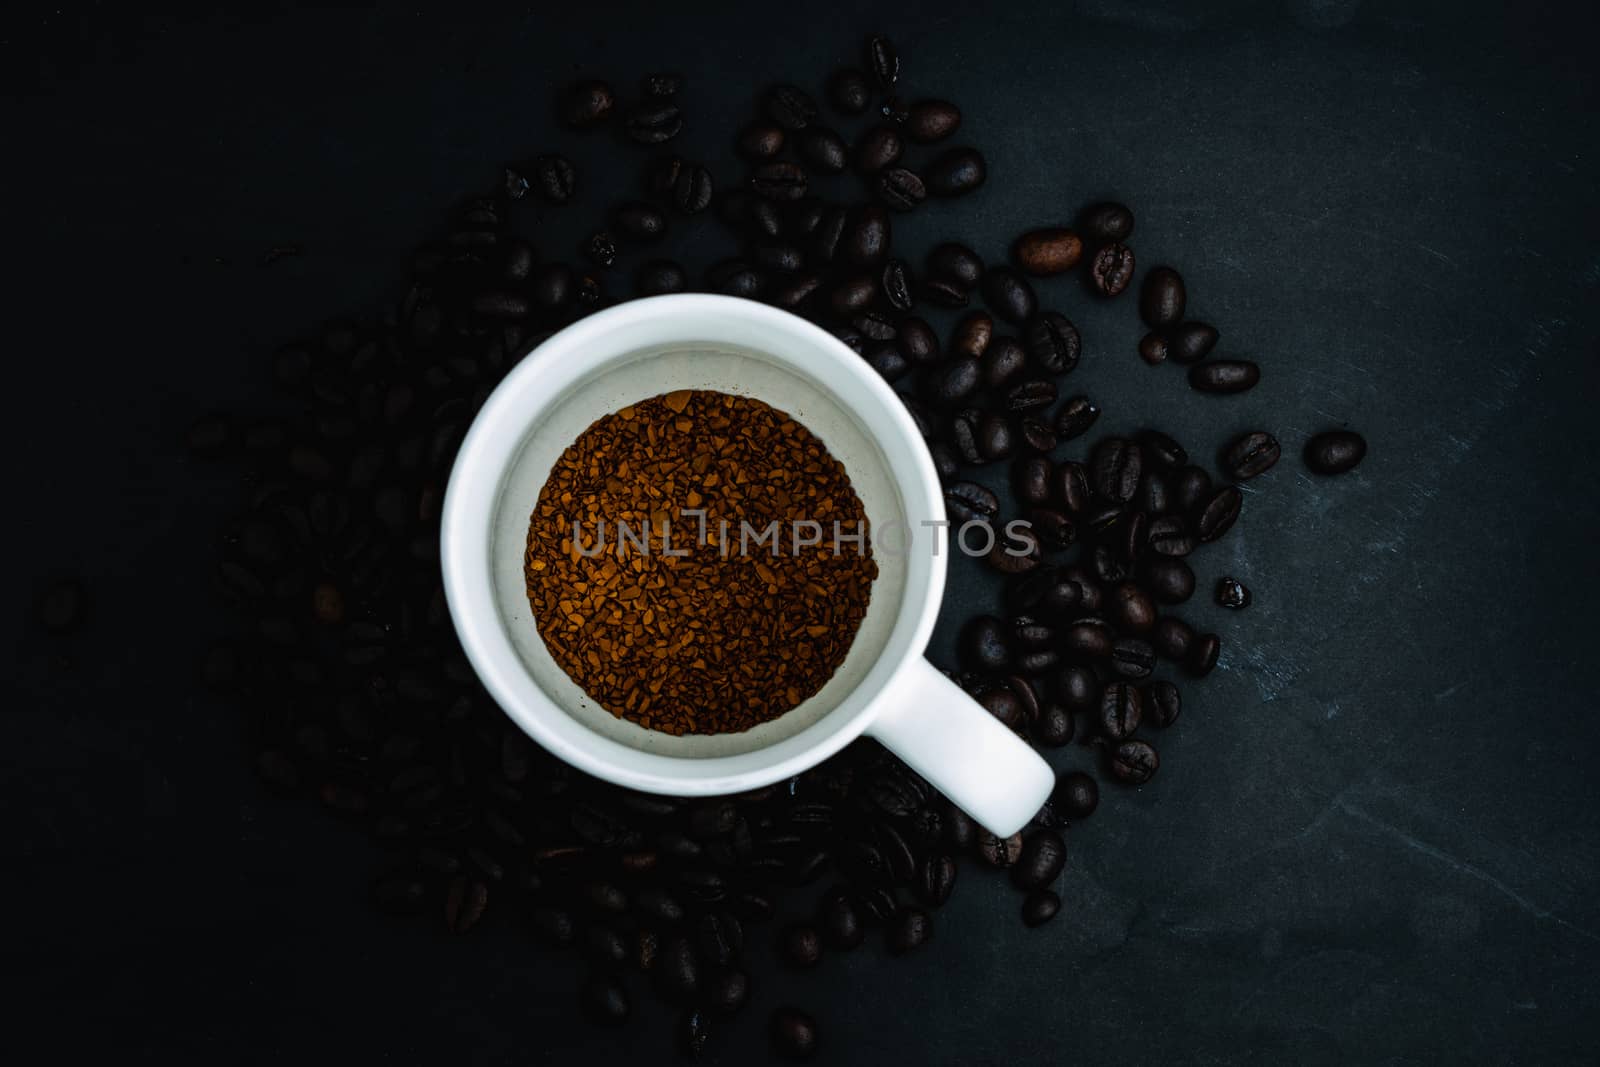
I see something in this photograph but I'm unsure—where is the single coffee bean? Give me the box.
[1063,620,1113,660]
[738,122,786,159]
[1035,703,1074,747]
[1090,438,1143,504]
[1023,890,1061,927]
[1059,665,1099,714]
[1110,739,1159,785]
[1146,680,1181,728]
[1054,396,1100,441]
[842,204,892,266]
[1010,569,1080,619]
[949,410,983,464]
[1015,456,1054,507]
[853,310,897,341]
[1091,542,1128,583]
[579,974,630,1026]
[753,241,807,273]
[626,100,683,143]
[864,346,909,381]
[977,831,1024,867]
[1186,633,1221,677]
[1136,471,1173,514]
[1189,359,1260,394]
[980,687,1025,728]
[672,165,714,214]
[917,853,958,906]
[1013,228,1084,276]
[706,259,765,298]
[1006,379,1057,413]
[1109,638,1156,680]
[830,274,877,316]
[1304,430,1368,474]
[1193,485,1243,542]
[751,161,808,201]
[929,441,960,480]
[951,310,994,359]
[890,319,935,366]
[962,615,1012,671]
[987,521,1039,572]
[1029,508,1076,552]
[984,336,1028,389]
[797,127,848,172]
[1056,771,1100,818]
[1108,582,1156,632]
[855,125,905,173]
[1100,681,1143,739]
[877,167,926,211]
[1139,332,1169,365]
[829,68,871,114]
[1140,266,1186,327]
[1147,515,1195,557]
[533,154,576,202]
[1090,243,1136,297]
[1020,416,1058,452]
[1053,460,1091,513]
[1167,321,1219,363]
[866,33,901,89]
[1216,576,1252,609]
[1223,431,1281,479]
[780,923,823,968]
[887,908,931,954]
[612,201,668,242]
[767,84,818,129]
[982,266,1037,323]
[927,242,984,288]
[1141,557,1196,604]
[818,888,864,949]
[1026,312,1081,374]
[1012,828,1067,890]
[899,98,959,141]
[561,80,614,128]
[1078,201,1135,243]
[934,356,982,404]
[924,147,987,196]
[769,1006,819,1060]
[1152,617,1195,662]
[920,278,969,307]
[881,259,915,311]
[771,272,823,310]
[1171,465,1212,512]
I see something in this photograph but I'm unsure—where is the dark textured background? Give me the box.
[8,1,1600,1063]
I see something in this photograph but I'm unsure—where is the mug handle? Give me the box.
[865,658,1056,838]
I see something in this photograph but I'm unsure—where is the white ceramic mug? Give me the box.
[440,294,1054,836]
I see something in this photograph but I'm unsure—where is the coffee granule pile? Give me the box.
[525,389,876,734]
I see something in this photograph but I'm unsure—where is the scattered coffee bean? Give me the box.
[1022,890,1061,927]
[1140,266,1186,327]
[797,127,849,172]
[924,148,987,197]
[1223,431,1281,479]
[533,154,576,202]
[1216,577,1252,609]
[1078,201,1135,243]
[738,123,786,159]
[626,100,683,143]
[828,68,871,114]
[1013,228,1084,276]
[770,1006,819,1060]
[1012,829,1067,890]
[751,161,808,201]
[562,80,614,128]
[1304,430,1368,474]
[866,34,900,89]
[1141,557,1195,604]
[1139,332,1169,365]
[767,84,818,129]
[1189,359,1260,394]
[877,167,926,211]
[927,242,984,288]
[982,266,1036,323]
[1089,244,1136,297]
[1167,321,1219,364]
[1090,437,1143,504]
[1193,485,1243,542]
[905,99,961,142]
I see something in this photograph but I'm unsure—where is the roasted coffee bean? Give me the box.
[866,32,901,87]
[1110,509,1148,564]
[854,125,904,173]
[738,122,786,159]
[1135,471,1172,514]
[927,242,984,288]
[1139,430,1186,469]
[1099,681,1143,739]
[1139,332,1169,365]
[818,888,864,949]
[771,272,823,310]
[1223,431,1281,479]
[533,154,577,202]
[1009,569,1080,620]
[1013,828,1067,890]
[671,165,714,214]
[1006,379,1057,413]
[1029,508,1076,552]
[1109,638,1156,680]
[988,521,1039,572]
[852,310,897,341]
[626,100,683,143]
[637,259,687,296]
[1194,485,1243,542]
[1187,632,1221,677]
[1089,243,1136,297]
[1063,620,1113,660]
[1078,201,1135,243]
[1167,321,1219,364]
[1091,542,1128,583]
[917,854,958,906]
[444,877,488,934]
[1141,556,1195,604]
[830,274,878,316]
[1090,438,1143,504]
[880,259,914,311]
[980,687,1026,728]
[579,975,630,1026]
[1058,665,1099,715]
[642,71,682,97]
[984,336,1028,388]
[1013,228,1084,276]
[1110,739,1159,784]
[1214,577,1251,611]
[1145,680,1181,728]
[1140,266,1186,327]
[1152,617,1195,661]
[1020,416,1058,453]
[780,923,822,968]
[962,614,1012,671]
[982,266,1037,323]
[1171,465,1212,513]
[1015,456,1054,507]
[753,241,807,273]
[767,84,818,130]
[828,68,871,114]
[842,204,892,266]
[1189,359,1260,394]
[877,167,926,211]
[1054,396,1100,441]
[1026,312,1081,374]
[1107,582,1156,632]
[896,317,938,364]
[612,202,668,243]
[929,440,960,480]
[1003,674,1042,720]
[887,908,931,955]
[562,80,614,128]
[1023,890,1062,927]
[769,1006,818,1060]
[977,831,1024,868]
[1035,703,1074,747]
[1146,515,1195,557]
[901,98,960,142]
[1054,459,1091,513]
[920,279,968,308]
[751,161,808,201]
[644,154,684,197]
[1056,771,1100,818]
[706,969,748,1016]
[933,356,982,403]
[797,127,848,172]
[951,310,994,359]
[1304,430,1368,474]
[864,347,909,381]
[924,147,987,196]
[950,410,983,464]
[706,259,765,298]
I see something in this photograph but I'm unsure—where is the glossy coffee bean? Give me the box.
[927,242,984,288]
[751,161,808,201]
[984,336,1028,389]
[1013,228,1084,276]
[1034,704,1074,747]
[980,688,1025,728]
[1167,321,1219,363]
[1194,486,1243,542]
[977,830,1024,868]
[951,311,993,359]
[1078,201,1135,243]
[1186,633,1221,677]
[1026,312,1081,375]
[1139,430,1187,469]
[1145,681,1181,728]
[1304,430,1367,474]
[987,521,1039,572]
[1110,739,1159,784]
[1028,508,1076,552]
[866,33,900,88]
[1109,638,1156,680]
[933,357,982,403]
[561,80,614,127]
[1141,557,1195,604]
[1107,582,1156,632]
[1099,681,1143,739]
[1171,465,1212,513]
[1140,266,1186,327]
[1151,617,1195,662]
[842,204,892,266]
[1216,577,1252,609]
[637,260,688,296]
[864,347,909,381]
[1054,397,1100,442]
[1015,456,1054,507]
[1139,332,1169,365]
[1090,243,1136,297]
[1223,431,1281,479]
[905,99,961,142]
[1019,416,1058,453]
[881,259,915,311]
[1090,437,1143,504]
[878,167,926,211]
[613,201,667,242]
[1012,829,1067,890]
[1006,379,1057,413]
[949,410,983,464]
[924,147,986,196]
[767,84,818,129]
[769,1006,819,1060]
[1189,359,1260,394]
[982,266,1037,323]
[829,275,877,316]
[963,615,1012,671]
[1058,665,1099,715]
[1056,771,1100,818]
[738,122,785,159]
[797,127,848,172]
[828,68,871,114]
[1063,620,1113,660]
[1135,471,1172,515]
[855,125,904,173]
[898,317,938,364]
[1054,460,1091,513]
[887,908,932,955]
[1147,515,1196,557]
[943,478,996,522]
[626,100,683,143]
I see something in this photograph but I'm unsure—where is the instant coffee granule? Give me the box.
[525,389,876,735]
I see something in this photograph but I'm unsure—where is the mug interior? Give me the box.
[443,296,943,793]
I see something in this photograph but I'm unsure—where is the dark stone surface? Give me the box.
[7,1,1598,1062]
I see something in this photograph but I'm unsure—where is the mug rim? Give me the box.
[440,294,947,794]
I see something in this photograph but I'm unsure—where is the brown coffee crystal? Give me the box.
[525,390,876,735]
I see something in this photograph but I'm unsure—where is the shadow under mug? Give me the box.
[440,294,1054,837]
